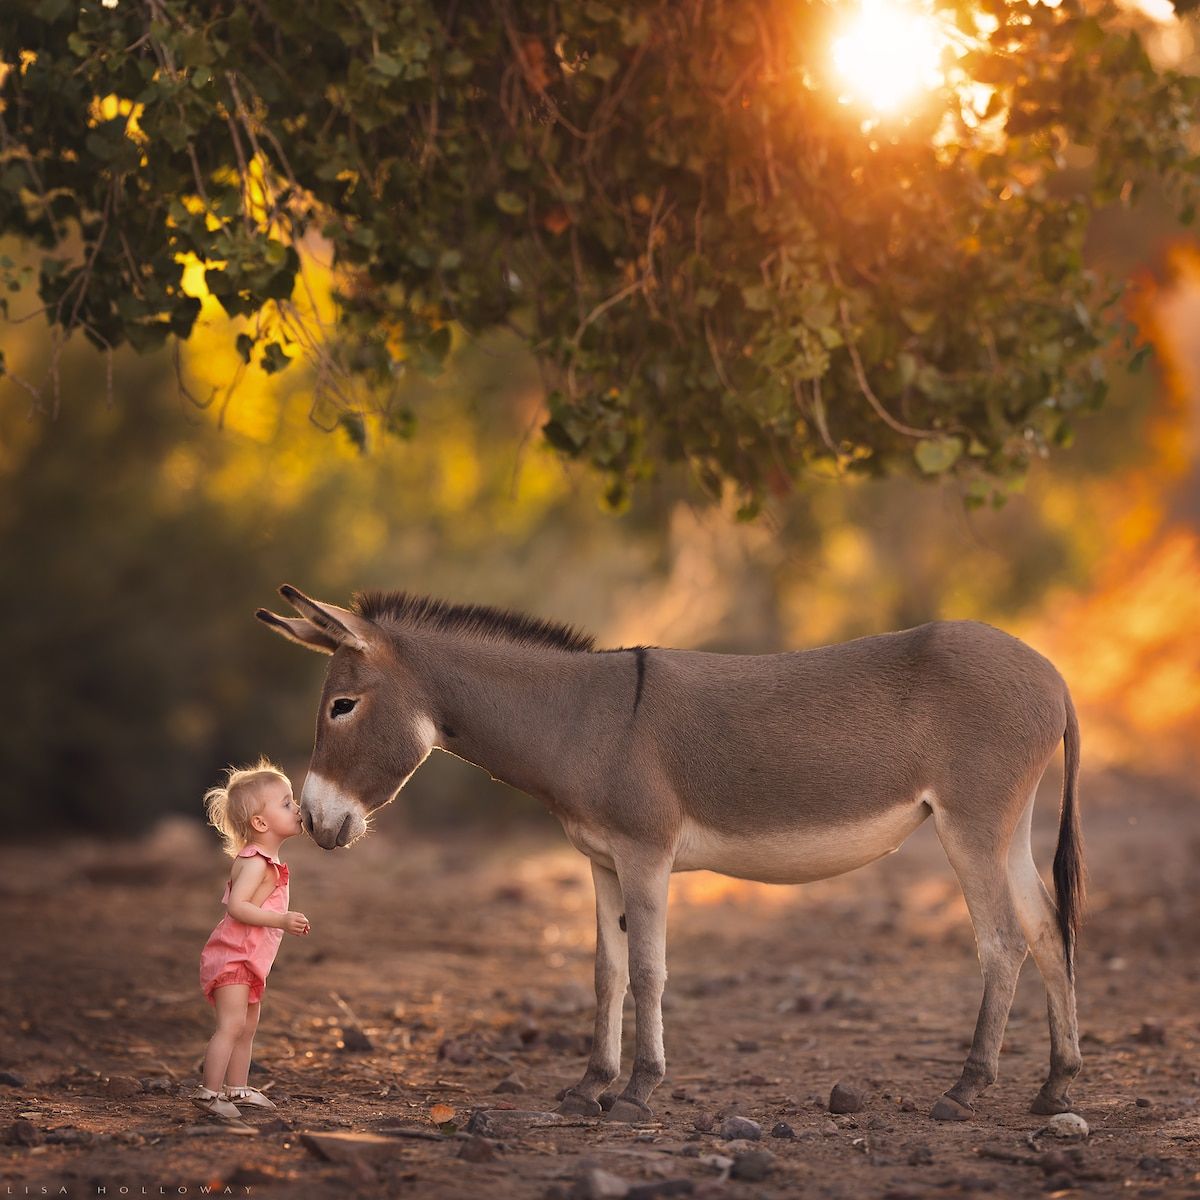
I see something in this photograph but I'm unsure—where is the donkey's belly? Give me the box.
[673,795,932,884]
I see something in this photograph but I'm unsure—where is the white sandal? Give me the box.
[190,1086,243,1121]
[224,1085,277,1111]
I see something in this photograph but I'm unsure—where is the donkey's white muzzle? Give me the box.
[301,773,368,850]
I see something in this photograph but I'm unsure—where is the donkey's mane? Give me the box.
[353,591,597,653]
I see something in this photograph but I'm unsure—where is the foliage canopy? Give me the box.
[2,0,1198,509]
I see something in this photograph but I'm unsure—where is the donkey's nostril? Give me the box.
[304,809,314,835]
[335,812,354,847]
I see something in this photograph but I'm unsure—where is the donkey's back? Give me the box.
[637,619,1070,835]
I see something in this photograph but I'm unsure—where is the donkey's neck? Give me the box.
[399,631,630,809]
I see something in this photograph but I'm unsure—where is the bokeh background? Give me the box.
[2,180,1197,839]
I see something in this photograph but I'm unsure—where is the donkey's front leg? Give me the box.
[606,856,671,1123]
[558,862,629,1117]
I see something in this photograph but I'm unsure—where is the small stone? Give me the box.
[719,1115,762,1141]
[9,1119,42,1147]
[907,1144,934,1165]
[299,1131,401,1164]
[730,1149,775,1182]
[458,1135,501,1163]
[898,1096,918,1113]
[464,1109,565,1138]
[1137,1156,1176,1177]
[0,1071,25,1088]
[867,1115,888,1130]
[770,1122,795,1139]
[1045,1112,1089,1140]
[734,1039,760,1053]
[1135,1097,1152,1108]
[821,1119,839,1136]
[1134,1020,1166,1046]
[692,1112,715,1133]
[829,1081,864,1114]
[569,1166,630,1200]
[340,1025,374,1052]
[494,1074,528,1094]
[671,1087,688,1100]
[139,1076,175,1094]
[103,1075,142,1098]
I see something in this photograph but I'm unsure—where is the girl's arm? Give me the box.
[225,857,284,928]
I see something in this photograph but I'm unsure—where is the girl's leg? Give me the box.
[224,999,261,1089]
[202,985,250,1093]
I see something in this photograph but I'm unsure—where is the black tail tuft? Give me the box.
[1053,691,1085,979]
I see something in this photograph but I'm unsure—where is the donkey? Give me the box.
[257,584,1083,1123]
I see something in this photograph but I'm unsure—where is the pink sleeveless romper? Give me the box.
[199,845,289,1006]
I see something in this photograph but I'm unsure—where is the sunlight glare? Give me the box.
[832,0,946,114]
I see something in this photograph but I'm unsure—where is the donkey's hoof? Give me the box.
[606,1097,654,1123]
[1030,1092,1074,1116]
[930,1095,974,1122]
[557,1090,603,1117]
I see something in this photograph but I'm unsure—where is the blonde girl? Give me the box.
[192,758,310,1120]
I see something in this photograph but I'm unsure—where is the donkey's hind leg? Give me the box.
[558,862,630,1116]
[1008,795,1082,1115]
[931,815,1029,1121]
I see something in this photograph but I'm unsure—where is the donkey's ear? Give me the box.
[255,609,339,655]
[277,584,376,653]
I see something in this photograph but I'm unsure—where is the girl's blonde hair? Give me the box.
[204,757,291,857]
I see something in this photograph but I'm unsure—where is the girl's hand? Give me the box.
[281,911,311,936]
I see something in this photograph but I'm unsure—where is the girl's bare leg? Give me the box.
[202,985,250,1093]
[224,999,261,1089]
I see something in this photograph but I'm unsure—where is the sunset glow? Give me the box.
[832,0,947,113]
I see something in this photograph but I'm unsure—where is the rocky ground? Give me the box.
[1,768,1198,1199]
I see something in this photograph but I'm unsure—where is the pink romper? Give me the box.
[199,845,289,1006]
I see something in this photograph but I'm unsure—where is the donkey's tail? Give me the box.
[1053,689,1085,980]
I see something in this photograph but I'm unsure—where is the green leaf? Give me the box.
[494,191,526,216]
[741,285,771,312]
[588,53,620,82]
[914,436,963,475]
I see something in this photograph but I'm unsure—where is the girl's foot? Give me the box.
[190,1086,243,1122]
[224,1085,277,1111]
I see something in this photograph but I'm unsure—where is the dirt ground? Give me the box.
[2,768,1198,1200]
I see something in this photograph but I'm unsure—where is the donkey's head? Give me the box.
[255,585,438,849]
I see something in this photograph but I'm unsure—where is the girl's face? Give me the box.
[251,778,303,842]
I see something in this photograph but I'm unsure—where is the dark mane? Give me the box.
[353,591,597,654]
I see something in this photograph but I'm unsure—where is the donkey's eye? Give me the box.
[330,698,357,718]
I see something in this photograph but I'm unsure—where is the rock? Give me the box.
[44,1127,93,1146]
[820,1119,839,1136]
[494,1074,528,1094]
[299,1131,403,1164]
[103,1074,143,1098]
[465,1109,565,1138]
[730,1149,775,1182]
[0,1071,25,1087]
[719,1115,762,1141]
[627,1181,695,1200]
[1044,1113,1089,1140]
[569,1166,630,1199]
[692,1112,715,1133]
[256,1118,293,1134]
[458,1135,501,1163]
[829,1081,864,1114]
[139,1076,175,1094]
[898,1096,918,1113]
[770,1122,795,1139]
[907,1145,934,1166]
[9,1119,42,1147]
[1137,1156,1176,1177]
[1135,1097,1153,1108]
[438,1036,478,1064]
[1135,1020,1166,1046]
[734,1039,760,1053]
[340,1025,374,1052]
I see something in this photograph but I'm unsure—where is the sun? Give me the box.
[832,0,949,114]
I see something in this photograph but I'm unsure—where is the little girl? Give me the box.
[192,758,310,1120]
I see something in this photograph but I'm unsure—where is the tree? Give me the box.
[2,0,1197,511]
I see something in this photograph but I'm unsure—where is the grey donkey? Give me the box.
[257,584,1083,1124]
